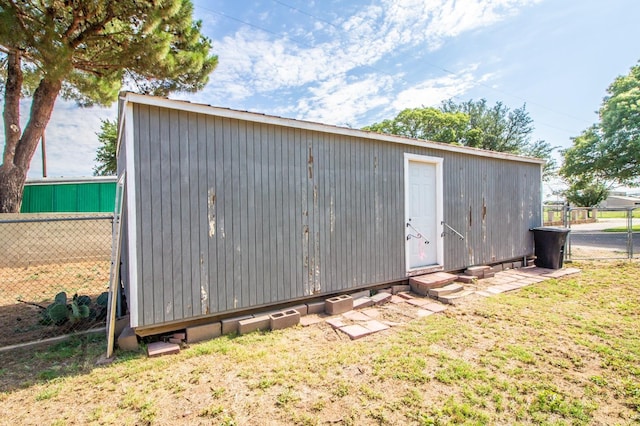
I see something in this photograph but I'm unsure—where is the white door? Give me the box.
[405,155,443,272]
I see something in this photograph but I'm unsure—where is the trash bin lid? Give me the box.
[530,226,570,233]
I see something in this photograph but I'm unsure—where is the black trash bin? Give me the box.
[531,227,570,269]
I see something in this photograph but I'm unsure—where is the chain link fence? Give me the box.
[0,214,113,348]
[564,207,639,261]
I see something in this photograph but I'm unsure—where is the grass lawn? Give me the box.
[603,225,640,232]
[0,262,639,425]
[598,210,640,219]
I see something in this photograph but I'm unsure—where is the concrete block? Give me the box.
[171,332,186,340]
[325,294,353,315]
[306,301,326,314]
[377,288,392,294]
[270,309,300,330]
[410,272,457,295]
[117,326,139,352]
[114,314,130,339]
[186,322,221,343]
[502,262,513,270]
[353,297,374,309]
[238,315,271,335]
[221,315,253,335]
[168,338,183,345]
[392,284,411,294]
[147,341,180,357]
[370,292,392,305]
[513,260,523,268]
[289,304,308,316]
[456,275,476,284]
[350,290,371,300]
[483,271,496,279]
[465,265,490,277]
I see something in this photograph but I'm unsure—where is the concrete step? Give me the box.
[428,283,464,297]
[437,290,476,305]
[409,272,458,295]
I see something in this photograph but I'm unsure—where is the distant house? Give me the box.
[600,194,640,208]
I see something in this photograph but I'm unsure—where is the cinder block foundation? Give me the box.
[325,294,353,315]
[306,301,326,314]
[186,322,221,343]
[270,309,301,330]
[221,315,253,335]
[238,315,271,335]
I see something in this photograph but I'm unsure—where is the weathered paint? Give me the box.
[119,94,542,329]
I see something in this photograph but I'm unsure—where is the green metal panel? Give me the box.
[20,181,117,213]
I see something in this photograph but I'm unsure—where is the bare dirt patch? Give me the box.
[0,260,109,347]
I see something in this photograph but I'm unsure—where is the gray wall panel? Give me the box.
[127,104,541,327]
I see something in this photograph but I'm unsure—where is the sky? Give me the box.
[2,0,639,198]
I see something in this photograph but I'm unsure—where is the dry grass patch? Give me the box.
[0,261,639,425]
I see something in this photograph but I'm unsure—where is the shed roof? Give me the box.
[119,92,545,166]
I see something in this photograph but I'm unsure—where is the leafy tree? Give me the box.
[0,1,218,212]
[561,62,640,187]
[365,99,557,179]
[564,180,609,207]
[93,119,117,176]
[363,107,469,144]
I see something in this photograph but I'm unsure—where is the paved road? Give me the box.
[567,218,639,250]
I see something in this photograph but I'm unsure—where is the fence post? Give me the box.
[628,208,633,260]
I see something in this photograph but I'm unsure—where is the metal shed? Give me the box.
[117,92,543,332]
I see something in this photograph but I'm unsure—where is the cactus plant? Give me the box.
[39,292,106,326]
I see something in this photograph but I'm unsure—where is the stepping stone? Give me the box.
[300,315,324,327]
[371,292,392,305]
[456,275,477,284]
[422,302,447,313]
[410,272,458,295]
[147,341,180,357]
[339,324,373,340]
[326,317,346,329]
[428,283,464,297]
[361,308,380,318]
[438,290,475,304]
[353,297,374,309]
[406,298,430,307]
[416,309,435,318]
[465,265,491,277]
[397,292,414,300]
[343,311,371,321]
[362,320,390,333]
[390,295,406,304]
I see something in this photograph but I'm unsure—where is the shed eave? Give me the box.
[119,92,545,166]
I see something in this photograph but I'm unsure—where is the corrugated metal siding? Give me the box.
[127,104,541,327]
[21,182,116,213]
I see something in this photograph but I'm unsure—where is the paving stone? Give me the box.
[428,283,464,297]
[270,309,301,330]
[343,310,371,321]
[300,315,324,327]
[339,324,373,340]
[422,302,447,313]
[370,292,392,305]
[475,290,493,297]
[438,290,475,304]
[147,341,180,357]
[392,284,411,294]
[456,275,476,284]
[353,297,374,309]
[238,315,271,335]
[326,317,346,329]
[397,292,414,300]
[186,322,221,343]
[406,298,430,307]
[221,315,253,335]
[361,308,381,319]
[362,320,390,333]
[306,301,326,314]
[381,320,403,327]
[485,286,505,295]
[390,295,406,304]
[482,271,496,279]
[377,288,393,294]
[325,294,354,315]
[416,309,435,318]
